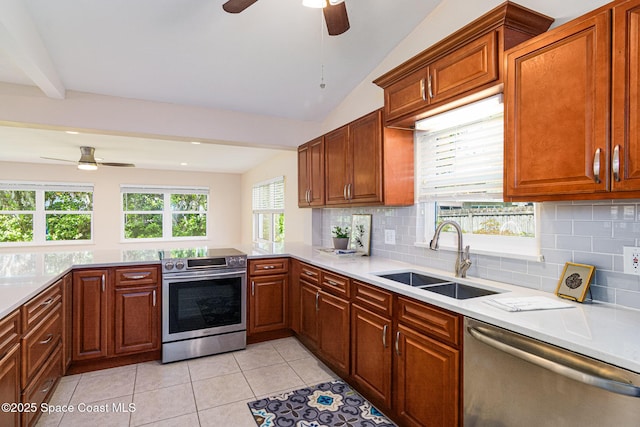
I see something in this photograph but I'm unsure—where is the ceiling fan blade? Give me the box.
[222,0,258,13]
[41,156,75,163]
[323,2,350,36]
[98,162,135,167]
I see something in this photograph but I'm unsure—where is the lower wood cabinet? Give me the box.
[248,258,290,341]
[299,282,350,378]
[0,310,21,427]
[72,266,161,368]
[350,304,392,412]
[394,323,460,427]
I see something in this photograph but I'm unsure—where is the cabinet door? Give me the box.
[349,111,383,204]
[113,285,159,355]
[72,270,108,360]
[299,282,319,346]
[62,273,72,372]
[395,324,460,427]
[318,291,350,377]
[324,125,350,205]
[308,137,325,206]
[429,31,498,104]
[249,274,288,334]
[298,143,311,206]
[612,0,640,192]
[350,305,392,411]
[0,344,20,427]
[384,67,430,122]
[505,11,611,199]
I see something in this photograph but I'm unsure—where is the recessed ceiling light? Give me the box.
[190,141,201,145]
[180,162,188,166]
[65,131,79,135]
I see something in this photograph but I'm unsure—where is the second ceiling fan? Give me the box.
[222,0,350,36]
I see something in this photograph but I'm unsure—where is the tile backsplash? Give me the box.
[315,200,640,311]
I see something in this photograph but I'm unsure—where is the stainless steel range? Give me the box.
[160,248,247,363]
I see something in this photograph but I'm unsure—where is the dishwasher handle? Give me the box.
[467,324,640,398]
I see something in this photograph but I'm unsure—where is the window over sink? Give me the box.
[252,176,285,244]
[414,95,540,260]
[121,185,208,241]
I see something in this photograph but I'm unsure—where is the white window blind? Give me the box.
[416,95,504,201]
[252,177,285,211]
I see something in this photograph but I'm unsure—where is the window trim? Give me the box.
[120,185,209,242]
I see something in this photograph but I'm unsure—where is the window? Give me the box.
[252,177,285,244]
[0,182,93,245]
[121,186,208,241]
[415,95,539,259]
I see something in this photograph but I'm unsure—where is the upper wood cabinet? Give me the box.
[374,2,554,128]
[298,137,325,207]
[505,0,640,201]
[324,109,414,207]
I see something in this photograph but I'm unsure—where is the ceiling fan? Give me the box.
[42,146,135,170]
[222,0,350,36]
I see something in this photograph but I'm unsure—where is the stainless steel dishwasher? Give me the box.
[464,318,640,426]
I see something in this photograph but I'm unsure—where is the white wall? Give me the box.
[0,161,242,252]
[240,151,311,245]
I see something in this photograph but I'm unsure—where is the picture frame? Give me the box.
[555,262,595,302]
[350,214,372,256]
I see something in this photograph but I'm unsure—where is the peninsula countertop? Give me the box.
[2,243,639,374]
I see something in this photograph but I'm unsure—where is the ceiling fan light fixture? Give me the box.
[77,162,98,171]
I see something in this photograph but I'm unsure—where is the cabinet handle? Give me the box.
[395,331,401,356]
[122,273,149,280]
[382,324,388,348]
[315,291,320,311]
[420,78,427,101]
[593,148,601,184]
[613,145,621,182]
[304,270,317,277]
[261,265,276,270]
[427,74,434,98]
[306,189,311,204]
[152,290,157,307]
[40,379,55,394]
[251,281,255,296]
[101,274,105,292]
[347,183,352,200]
[39,334,54,345]
[40,297,54,307]
[326,279,339,286]
[343,184,348,201]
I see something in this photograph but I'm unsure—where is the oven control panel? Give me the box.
[162,254,247,274]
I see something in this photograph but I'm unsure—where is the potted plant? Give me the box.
[332,226,350,250]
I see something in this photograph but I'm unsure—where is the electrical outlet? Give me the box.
[623,246,640,275]
[384,229,396,245]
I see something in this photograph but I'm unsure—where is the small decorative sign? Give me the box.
[555,262,595,302]
[350,214,372,256]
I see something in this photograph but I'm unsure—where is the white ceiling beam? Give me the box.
[0,0,65,99]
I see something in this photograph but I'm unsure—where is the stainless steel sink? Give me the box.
[420,282,499,299]
[375,271,500,299]
[376,271,449,287]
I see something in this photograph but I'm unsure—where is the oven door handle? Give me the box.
[163,270,246,282]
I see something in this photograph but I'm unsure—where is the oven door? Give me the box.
[162,269,246,343]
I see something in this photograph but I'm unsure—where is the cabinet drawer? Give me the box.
[353,281,393,316]
[249,258,289,276]
[114,266,158,287]
[21,344,62,427]
[320,270,351,298]
[397,296,460,347]
[299,262,320,285]
[21,303,62,386]
[0,310,20,357]
[22,281,62,332]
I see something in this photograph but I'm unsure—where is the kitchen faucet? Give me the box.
[429,220,472,278]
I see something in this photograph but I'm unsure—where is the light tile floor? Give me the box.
[36,337,339,427]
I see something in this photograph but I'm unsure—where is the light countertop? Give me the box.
[2,242,639,374]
